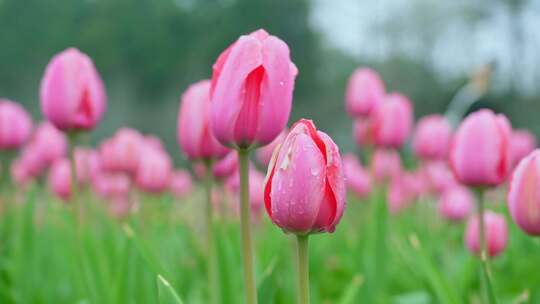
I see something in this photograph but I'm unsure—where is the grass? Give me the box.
[0,183,539,303]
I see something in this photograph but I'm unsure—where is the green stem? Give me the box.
[68,132,81,226]
[296,235,309,304]
[238,149,257,304]
[204,160,219,304]
[475,189,497,304]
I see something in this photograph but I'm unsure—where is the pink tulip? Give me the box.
[507,149,540,235]
[48,159,72,201]
[170,169,193,199]
[92,172,131,199]
[178,80,229,160]
[510,129,536,166]
[212,151,238,180]
[465,211,508,257]
[0,99,32,150]
[342,154,371,199]
[144,135,165,151]
[32,122,68,165]
[422,161,457,194]
[210,29,298,149]
[256,129,287,167]
[387,173,420,214]
[100,128,143,175]
[74,148,100,185]
[345,68,385,117]
[40,48,107,131]
[450,109,511,187]
[371,93,413,148]
[371,149,401,183]
[352,118,374,148]
[264,119,346,234]
[135,146,172,193]
[15,145,49,179]
[11,158,32,186]
[191,163,206,180]
[438,186,474,222]
[108,196,132,219]
[413,115,452,160]
[227,166,266,218]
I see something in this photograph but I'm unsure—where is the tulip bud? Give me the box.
[352,118,374,148]
[99,128,143,175]
[177,80,229,160]
[371,149,401,183]
[92,172,131,199]
[450,109,511,187]
[170,169,193,199]
[507,149,540,235]
[40,48,107,131]
[465,211,508,257]
[345,68,385,118]
[371,93,413,149]
[387,173,421,214]
[342,154,371,199]
[413,115,452,160]
[210,29,298,149]
[33,122,68,165]
[256,129,287,167]
[74,148,100,185]
[135,146,172,193]
[264,119,346,234]
[48,158,72,201]
[0,99,32,150]
[510,129,536,166]
[226,166,266,219]
[212,151,238,180]
[438,186,474,222]
[422,161,457,194]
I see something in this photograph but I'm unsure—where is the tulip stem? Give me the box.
[68,132,81,226]
[203,160,219,304]
[296,234,310,304]
[238,148,258,304]
[475,188,497,304]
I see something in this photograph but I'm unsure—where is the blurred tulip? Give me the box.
[450,109,511,187]
[33,122,68,165]
[0,99,32,150]
[144,135,165,151]
[371,93,413,148]
[256,129,287,167]
[178,80,228,160]
[371,149,401,183]
[74,148,100,185]
[10,158,32,187]
[108,196,132,219]
[422,161,457,194]
[342,154,371,199]
[387,173,420,214]
[413,115,452,160]
[465,211,508,257]
[510,129,536,166]
[264,119,346,234]
[100,128,143,175]
[40,48,106,131]
[438,186,474,222]
[352,118,374,148]
[92,172,131,199]
[170,169,193,199]
[191,163,206,180]
[507,149,540,235]
[48,159,71,201]
[210,29,298,149]
[212,151,238,180]
[227,166,265,218]
[345,68,385,118]
[135,146,172,193]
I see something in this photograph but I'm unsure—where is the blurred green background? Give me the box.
[1,0,539,161]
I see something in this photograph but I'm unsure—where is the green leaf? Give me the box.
[156,275,184,304]
[337,274,364,304]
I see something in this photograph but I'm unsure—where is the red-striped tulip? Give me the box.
[465,211,508,257]
[371,93,413,149]
[345,68,385,118]
[413,115,452,160]
[0,99,32,150]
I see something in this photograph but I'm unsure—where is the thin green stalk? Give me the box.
[203,160,219,304]
[475,188,497,304]
[238,148,257,304]
[68,132,81,226]
[296,235,309,304]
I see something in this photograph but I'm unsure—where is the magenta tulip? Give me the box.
[345,68,385,118]
[40,48,107,131]
[210,29,298,149]
[48,158,72,201]
[32,122,68,165]
[465,211,508,257]
[422,161,457,194]
[212,151,238,180]
[0,99,32,150]
[135,146,172,193]
[352,118,374,148]
[507,149,540,235]
[74,148,100,185]
[371,149,401,183]
[387,173,421,214]
[92,172,131,199]
[342,153,371,199]
[413,115,452,160]
[100,128,143,175]
[510,129,536,166]
[227,166,266,218]
[264,119,346,234]
[450,109,511,187]
[256,129,287,167]
[371,93,413,149]
[438,186,474,222]
[170,169,193,199]
[178,80,228,160]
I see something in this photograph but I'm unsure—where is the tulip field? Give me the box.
[2,28,540,304]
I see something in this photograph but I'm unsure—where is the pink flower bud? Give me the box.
[170,169,193,199]
[342,153,371,199]
[422,161,457,194]
[264,119,346,235]
[48,158,72,201]
[345,68,385,118]
[33,122,68,165]
[212,151,238,180]
[507,149,540,235]
[256,129,287,167]
[210,29,298,149]
[99,128,143,175]
[352,118,374,148]
[450,109,512,187]
[92,172,130,199]
[74,148,100,185]
[135,146,172,193]
[510,129,536,166]
[371,93,413,149]
[438,186,474,222]
[40,48,107,131]
[178,80,228,160]
[371,149,401,183]
[0,99,32,150]
[413,115,452,160]
[465,211,508,257]
[226,166,266,219]
[387,173,420,214]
